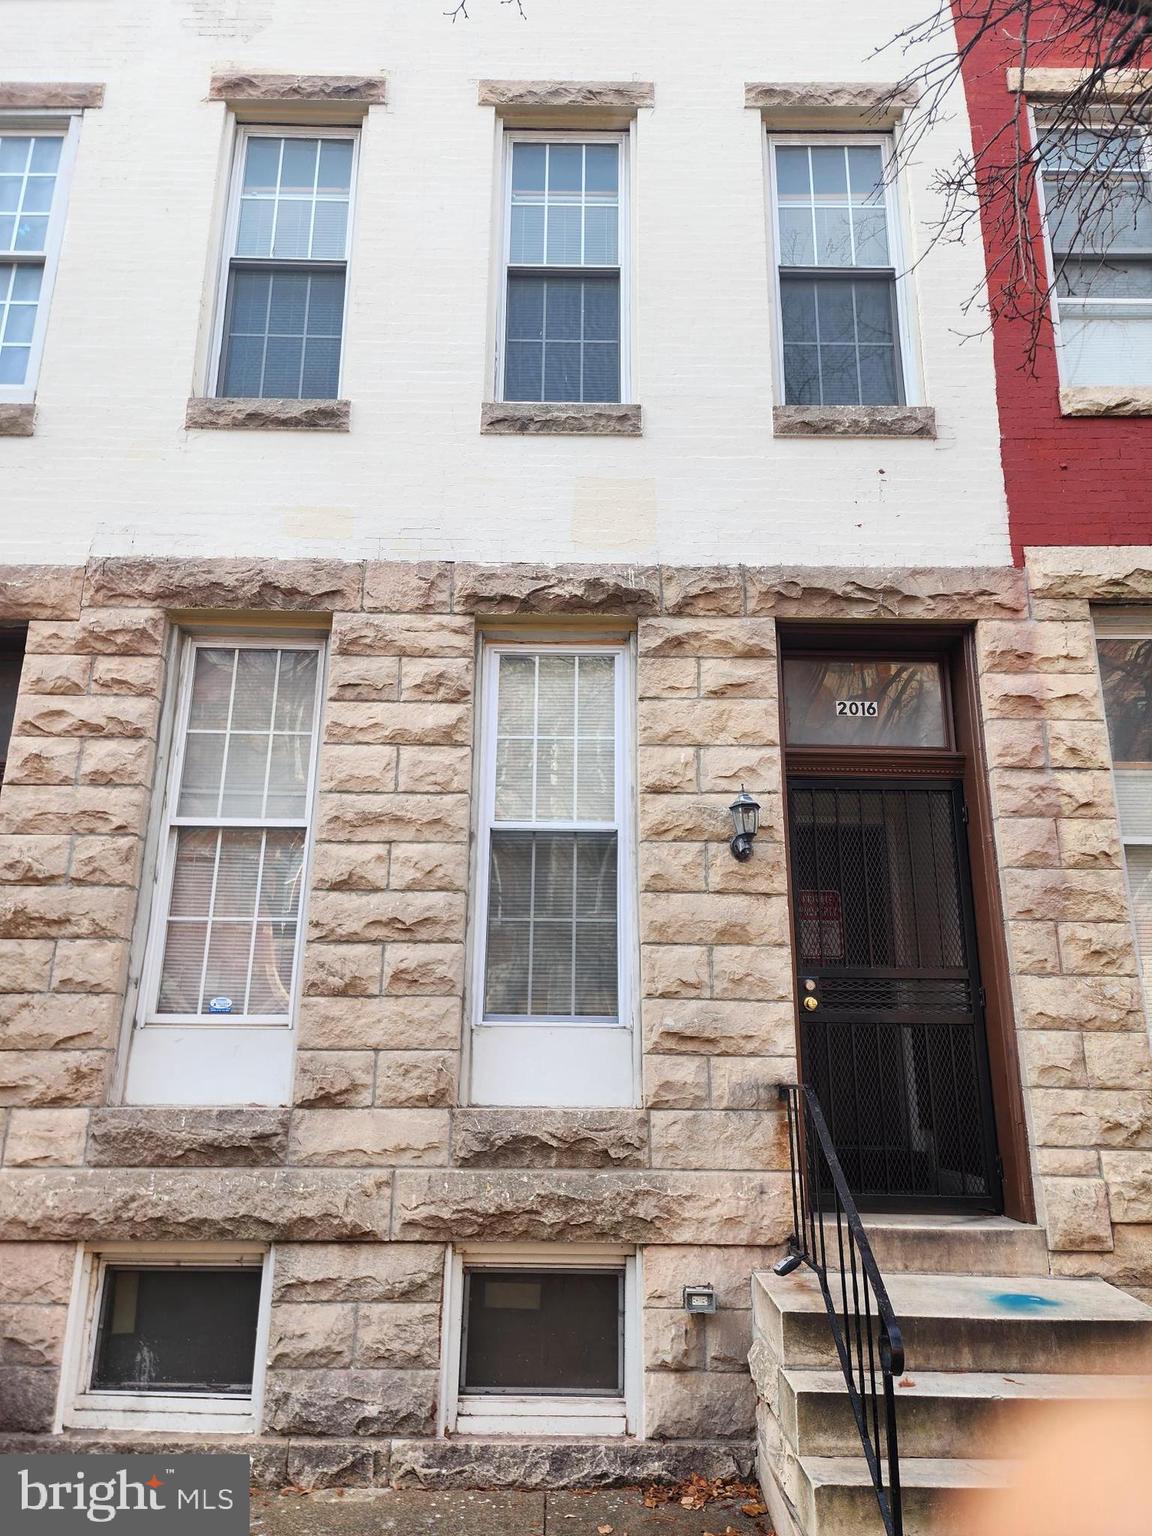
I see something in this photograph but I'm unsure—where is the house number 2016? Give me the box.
[835,699,879,718]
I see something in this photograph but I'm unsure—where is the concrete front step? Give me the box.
[755,1268,1152,1373]
[838,1215,1049,1277]
[781,1366,1152,1458]
[792,1455,1011,1536]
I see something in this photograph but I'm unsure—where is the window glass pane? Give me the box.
[508,140,619,271]
[0,136,60,256]
[1057,308,1152,388]
[484,832,618,1019]
[463,1269,621,1394]
[1057,257,1152,299]
[222,267,345,399]
[778,207,815,267]
[234,134,352,267]
[505,275,620,403]
[1099,638,1152,764]
[777,140,891,270]
[494,653,616,824]
[91,1267,261,1395]
[775,145,811,199]
[158,828,304,1016]
[1124,845,1152,1021]
[811,146,849,198]
[781,275,901,406]
[783,658,948,747]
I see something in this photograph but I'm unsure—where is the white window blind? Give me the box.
[1041,128,1152,387]
[479,649,625,1026]
[147,641,323,1025]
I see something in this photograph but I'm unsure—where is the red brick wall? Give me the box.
[953,2,1152,558]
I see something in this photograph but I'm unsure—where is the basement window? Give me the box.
[444,1246,639,1436]
[61,1247,271,1433]
[0,624,26,789]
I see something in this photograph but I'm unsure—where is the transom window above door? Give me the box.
[782,656,949,749]
[499,133,628,404]
[770,137,914,408]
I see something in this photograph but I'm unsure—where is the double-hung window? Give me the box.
[771,137,911,406]
[0,120,76,399]
[213,128,357,399]
[471,644,634,1106]
[1097,615,1152,1022]
[1040,127,1152,388]
[124,637,324,1106]
[499,133,627,403]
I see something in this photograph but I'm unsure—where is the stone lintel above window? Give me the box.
[745,80,918,128]
[0,82,105,110]
[208,74,387,106]
[185,397,351,432]
[481,402,642,437]
[1060,387,1152,419]
[0,403,35,437]
[478,80,655,112]
[773,404,936,440]
[1007,67,1152,102]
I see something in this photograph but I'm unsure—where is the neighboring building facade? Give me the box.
[0,0,1150,1504]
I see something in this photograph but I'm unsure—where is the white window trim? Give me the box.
[765,130,921,408]
[1032,109,1152,390]
[206,123,360,400]
[0,112,80,404]
[439,1244,641,1438]
[123,631,325,1107]
[494,127,634,404]
[57,1244,273,1435]
[467,638,639,1107]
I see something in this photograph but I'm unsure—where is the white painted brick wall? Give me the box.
[2,0,1010,568]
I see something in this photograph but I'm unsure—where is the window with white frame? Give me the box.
[470,643,635,1107]
[212,128,357,399]
[0,119,77,399]
[123,636,324,1106]
[1097,615,1152,1020]
[499,133,627,403]
[443,1245,638,1437]
[770,137,912,407]
[1040,127,1152,388]
[61,1246,270,1433]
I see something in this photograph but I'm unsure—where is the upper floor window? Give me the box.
[0,122,76,401]
[1040,128,1152,388]
[499,133,628,404]
[770,136,913,407]
[212,128,357,400]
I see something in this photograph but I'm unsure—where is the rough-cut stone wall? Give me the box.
[3,553,1152,1474]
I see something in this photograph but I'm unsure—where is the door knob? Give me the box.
[803,995,819,1011]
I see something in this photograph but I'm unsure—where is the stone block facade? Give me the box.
[1,552,1151,1479]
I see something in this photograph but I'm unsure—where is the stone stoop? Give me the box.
[751,1265,1152,1536]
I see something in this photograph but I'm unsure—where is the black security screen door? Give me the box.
[788,777,1001,1210]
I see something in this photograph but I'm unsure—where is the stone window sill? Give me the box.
[185,397,350,432]
[773,404,936,439]
[480,402,642,436]
[1060,387,1152,418]
[0,403,35,437]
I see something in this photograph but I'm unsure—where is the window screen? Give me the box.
[503,139,622,403]
[774,141,904,406]
[481,651,622,1025]
[218,134,355,399]
[1042,129,1152,388]
[151,642,321,1022]
[0,132,66,389]
[462,1269,622,1394]
[91,1267,261,1395]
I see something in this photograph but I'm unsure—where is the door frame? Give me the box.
[777,624,1035,1223]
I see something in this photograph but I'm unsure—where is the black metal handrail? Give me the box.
[777,1083,905,1536]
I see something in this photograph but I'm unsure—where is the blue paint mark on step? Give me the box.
[990,1291,1062,1312]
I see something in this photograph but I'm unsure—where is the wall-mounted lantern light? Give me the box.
[728,787,761,862]
[682,1283,718,1314]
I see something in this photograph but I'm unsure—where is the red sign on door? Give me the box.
[797,888,844,962]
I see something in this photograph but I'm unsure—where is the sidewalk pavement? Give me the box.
[251,1480,774,1536]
